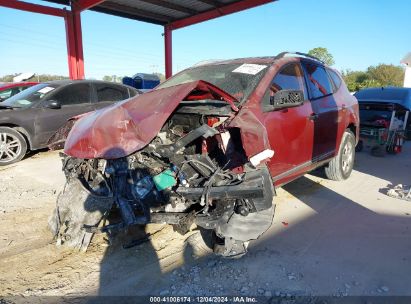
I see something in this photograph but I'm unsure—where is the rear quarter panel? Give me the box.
[333,78,360,151]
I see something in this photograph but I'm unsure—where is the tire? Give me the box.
[0,127,27,166]
[186,229,248,258]
[185,228,215,255]
[324,130,355,181]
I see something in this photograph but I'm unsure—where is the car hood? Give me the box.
[64,80,238,159]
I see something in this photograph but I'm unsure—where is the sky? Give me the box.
[0,0,410,79]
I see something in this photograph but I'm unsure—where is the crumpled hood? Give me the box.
[64,80,237,159]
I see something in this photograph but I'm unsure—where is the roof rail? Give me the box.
[274,51,325,64]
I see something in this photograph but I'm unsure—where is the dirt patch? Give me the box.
[1,149,411,297]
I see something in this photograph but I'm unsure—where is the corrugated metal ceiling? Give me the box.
[44,0,247,25]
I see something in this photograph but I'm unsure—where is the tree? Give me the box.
[0,73,68,82]
[308,47,335,66]
[342,64,405,92]
[102,75,113,82]
[367,64,404,87]
[341,70,371,92]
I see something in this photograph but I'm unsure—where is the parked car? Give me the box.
[0,80,139,165]
[49,52,359,256]
[355,87,411,139]
[0,82,38,102]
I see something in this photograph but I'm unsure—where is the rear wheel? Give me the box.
[0,127,27,166]
[324,130,355,181]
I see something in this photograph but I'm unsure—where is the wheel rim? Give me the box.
[341,139,354,174]
[0,132,21,163]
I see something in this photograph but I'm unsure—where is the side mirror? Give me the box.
[270,90,304,109]
[44,100,61,109]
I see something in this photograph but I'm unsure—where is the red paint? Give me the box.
[64,80,238,159]
[0,0,65,17]
[169,0,276,30]
[75,0,105,12]
[64,9,85,80]
[0,82,38,91]
[164,25,172,79]
[64,56,359,189]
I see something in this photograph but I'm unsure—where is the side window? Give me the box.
[52,83,91,106]
[0,88,13,100]
[96,84,128,102]
[303,63,333,99]
[271,63,307,96]
[326,68,342,92]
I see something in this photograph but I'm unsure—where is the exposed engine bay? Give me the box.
[49,86,275,257]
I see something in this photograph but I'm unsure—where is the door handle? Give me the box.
[308,113,318,121]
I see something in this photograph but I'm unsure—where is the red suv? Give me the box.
[49,52,359,256]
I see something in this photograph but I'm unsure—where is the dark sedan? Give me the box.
[0,80,139,165]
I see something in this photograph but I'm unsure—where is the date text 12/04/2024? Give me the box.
[150,296,258,303]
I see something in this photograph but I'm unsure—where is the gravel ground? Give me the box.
[1,146,411,299]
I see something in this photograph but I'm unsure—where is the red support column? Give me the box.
[164,25,172,79]
[64,7,85,80]
[64,11,77,79]
[72,9,85,79]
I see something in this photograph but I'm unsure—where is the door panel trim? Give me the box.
[271,150,335,182]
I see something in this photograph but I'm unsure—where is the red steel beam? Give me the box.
[0,0,86,79]
[64,7,85,80]
[72,10,85,79]
[64,11,78,79]
[75,0,106,12]
[168,0,275,30]
[164,25,172,79]
[0,0,65,17]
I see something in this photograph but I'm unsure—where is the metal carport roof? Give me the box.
[1,0,276,79]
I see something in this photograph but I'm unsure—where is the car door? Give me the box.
[262,62,315,185]
[302,61,339,161]
[33,82,95,147]
[92,83,130,110]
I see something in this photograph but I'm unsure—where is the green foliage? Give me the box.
[342,64,404,92]
[367,64,404,87]
[0,74,19,82]
[308,47,335,66]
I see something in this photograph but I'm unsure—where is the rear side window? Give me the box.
[96,84,128,102]
[303,63,333,99]
[326,68,342,92]
[52,83,91,105]
[270,63,308,98]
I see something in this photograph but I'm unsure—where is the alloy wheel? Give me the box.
[0,132,22,163]
[341,140,354,174]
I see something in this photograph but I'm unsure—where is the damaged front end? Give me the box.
[49,81,275,257]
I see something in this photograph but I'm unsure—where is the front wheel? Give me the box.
[324,130,355,181]
[0,127,27,166]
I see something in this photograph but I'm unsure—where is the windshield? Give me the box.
[2,83,59,108]
[157,63,269,103]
